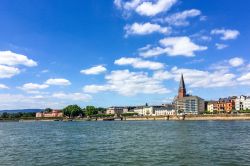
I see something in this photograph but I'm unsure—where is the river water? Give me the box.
[0,121,249,166]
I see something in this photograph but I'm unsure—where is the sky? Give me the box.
[0,0,250,109]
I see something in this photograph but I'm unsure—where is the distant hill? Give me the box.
[0,109,43,113]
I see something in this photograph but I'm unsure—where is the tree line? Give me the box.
[62,105,106,118]
[0,112,36,119]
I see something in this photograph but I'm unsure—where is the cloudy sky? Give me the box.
[0,0,250,109]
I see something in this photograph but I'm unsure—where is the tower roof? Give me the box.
[179,74,186,90]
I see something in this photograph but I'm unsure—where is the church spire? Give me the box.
[178,74,186,98]
[179,74,185,90]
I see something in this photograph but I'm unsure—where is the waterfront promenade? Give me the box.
[123,114,250,121]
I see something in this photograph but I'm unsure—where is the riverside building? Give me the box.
[216,97,236,113]
[36,110,63,118]
[133,105,175,116]
[235,95,250,111]
[173,74,205,114]
[207,101,218,113]
[106,106,136,115]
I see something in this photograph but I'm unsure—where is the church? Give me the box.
[174,74,205,114]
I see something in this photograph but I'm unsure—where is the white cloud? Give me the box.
[0,84,9,89]
[0,51,37,79]
[124,22,171,36]
[114,0,142,10]
[237,73,250,85]
[139,46,166,57]
[114,0,123,8]
[124,0,142,10]
[160,67,236,88]
[0,65,20,78]
[139,36,207,57]
[136,0,177,16]
[215,43,228,50]
[83,70,170,96]
[211,29,240,40]
[114,0,177,17]
[80,65,107,75]
[45,78,71,86]
[200,36,212,41]
[0,50,37,67]
[152,66,239,88]
[41,69,49,73]
[19,83,49,93]
[52,92,92,101]
[162,9,201,26]
[83,85,110,94]
[0,93,88,110]
[153,70,172,80]
[114,57,165,70]
[228,57,244,67]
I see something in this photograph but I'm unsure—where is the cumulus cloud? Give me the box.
[83,70,170,96]
[154,67,237,88]
[136,0,177,16]
[215,43,228,50]
[80,65,107,75]
[114,0,177,17]
[228,57,244,67]
[19,83,49,93]
[45,78,71,86]
[160,9,201,26]
[0,84,9,89]
[211,29,240,40]
[139,36,207,57]
[114,57,165,70]
[153,70,172,80]
[124,22,171,36]
[237,73,250,85]
[170,67,236,88]
[0,51,37,79]
[0,93,91,110]
[114,0,123,8]
[0,94,51,109]
[0,50,37,67]
[0,65,20,78]
[52,92,92,101]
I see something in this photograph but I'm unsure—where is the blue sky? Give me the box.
[0,0,250,109]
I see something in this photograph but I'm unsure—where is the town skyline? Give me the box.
[0,0,250,109]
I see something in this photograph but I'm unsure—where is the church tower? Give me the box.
[178,74,186,98]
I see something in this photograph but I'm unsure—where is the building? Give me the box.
[235,95,250,111]
[106,106,135,115]
[174,74,205,114]
[216,97,236,113]
[106,107,124,115]
[133,105,175,116]
[207,101,218,113]
[36,110,63,118]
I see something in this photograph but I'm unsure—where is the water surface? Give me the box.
[0,121,249,166]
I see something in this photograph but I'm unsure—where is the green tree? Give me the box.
[96,107,106,114]
[63,105,83,118]
[85,106,97,116]
[44,108,53,113]
[1,112,8,118]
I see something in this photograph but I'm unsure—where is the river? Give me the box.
[0,121,249,166]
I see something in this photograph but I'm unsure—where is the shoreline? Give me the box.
[1,114,250,122]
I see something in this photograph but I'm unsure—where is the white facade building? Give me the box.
[235,96,250,111]
[207,101,218,113]
[133,106,175,116]
[106,107,124,115]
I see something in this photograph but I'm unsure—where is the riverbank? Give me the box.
[124,114,250,121]
[1,114,250,122]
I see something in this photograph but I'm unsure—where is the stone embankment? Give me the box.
[124,114,250,121]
